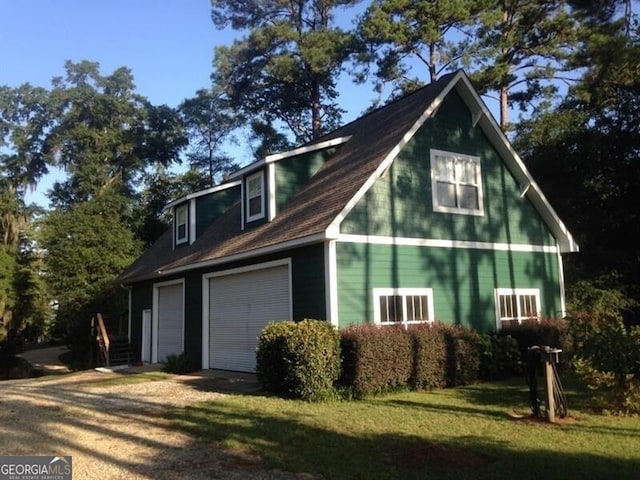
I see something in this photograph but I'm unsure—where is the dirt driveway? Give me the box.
[0,368,312,479]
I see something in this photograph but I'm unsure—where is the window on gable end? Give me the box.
[175,204,188,245]
[430,149,484,216]
[246,171,265,222]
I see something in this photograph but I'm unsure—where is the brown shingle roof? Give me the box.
[119,73,457,283]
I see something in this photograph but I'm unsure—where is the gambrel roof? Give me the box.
[120,71,577,284]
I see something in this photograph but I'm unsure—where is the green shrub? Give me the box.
[340,324,412,397]
[443,325,481,387]
[499,318,570,365]
[256,319,340,401]
[409,324,447,389]
[477,333,522,380]
[569,314,640,413]
[162,352,196,374]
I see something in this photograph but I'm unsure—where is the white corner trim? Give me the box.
[189,198,196,245]
[325,240,339,327]
[337,233,559,253]
[557,248,567,318]
[268,163,276,221]
[327,72,463,234]
[201,274,211,370]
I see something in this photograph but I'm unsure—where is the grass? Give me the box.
[168,377,640,480]
[80,371,174,387]
[32,370,173,386]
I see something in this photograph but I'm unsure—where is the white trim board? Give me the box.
[229,136,352,180]
[337,234,558,253]
[165,180,241,209]
[326,73,459,238]
[157,233,325,277]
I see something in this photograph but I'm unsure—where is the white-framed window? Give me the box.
[175,204,188,245]
[373,288,434,327]
[246,171,265,222]
[430,149,484,216]
[495,288,540,329]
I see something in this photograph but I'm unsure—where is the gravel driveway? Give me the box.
[0,368,313,479]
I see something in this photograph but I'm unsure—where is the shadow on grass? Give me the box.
[167,394,640,480]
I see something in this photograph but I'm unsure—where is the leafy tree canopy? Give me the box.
[211,0,363,144]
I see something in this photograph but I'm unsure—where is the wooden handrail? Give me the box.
[96,313,110,366]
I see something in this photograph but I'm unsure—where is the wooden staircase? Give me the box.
[93,313,133,368]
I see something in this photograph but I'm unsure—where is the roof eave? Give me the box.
[454,75,579,254]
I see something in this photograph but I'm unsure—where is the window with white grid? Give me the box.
[374,288,434,327]
[430,149,484,216]
[495,288,540,328]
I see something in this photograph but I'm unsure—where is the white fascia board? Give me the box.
[453,75,579,253]
[228,136,352,180]
[326,72,464,236]
[165,180,241,210]
[157,233,326,277]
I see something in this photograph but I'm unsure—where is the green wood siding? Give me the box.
[336,242,561,332]
[130,281,153,356]
[341,91,556,246]
[196,185,241,237]
[274,147,337,213]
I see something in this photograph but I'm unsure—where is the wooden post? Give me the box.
[544,354,556,423]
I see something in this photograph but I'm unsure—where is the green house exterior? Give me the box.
[120,71,577,372]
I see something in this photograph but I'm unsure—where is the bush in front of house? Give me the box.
[477,333,522,381]
[163,352,197,374]
[256,319,340,401]
[409,323,448,389]
[443,325,482,387]
[568,312,640,414]
[499,318,570,366]
[340,324,413,397]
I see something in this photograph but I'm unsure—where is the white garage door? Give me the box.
[156,282,184,362]
[209,264,290,372]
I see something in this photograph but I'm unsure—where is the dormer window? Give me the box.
[175,204,188,245]
[246,171,265,222]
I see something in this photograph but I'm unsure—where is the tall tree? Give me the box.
[515,14,640,316]
[38,190,143,338]
[179,88,240,186]
[357,0,486,96]
[467,0,579,131]
[45,61,186,207]
[211,0,363,144]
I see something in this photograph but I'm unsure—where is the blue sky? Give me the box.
[1,0,377,206]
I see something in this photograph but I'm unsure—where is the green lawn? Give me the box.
[169,378,640,480]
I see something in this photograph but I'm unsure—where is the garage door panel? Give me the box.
[209,264,290,372]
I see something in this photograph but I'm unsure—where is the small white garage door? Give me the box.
[156,282,184,363]
[208,263,291,372]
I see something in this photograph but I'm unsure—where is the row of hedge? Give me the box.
[257,319,566,400]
